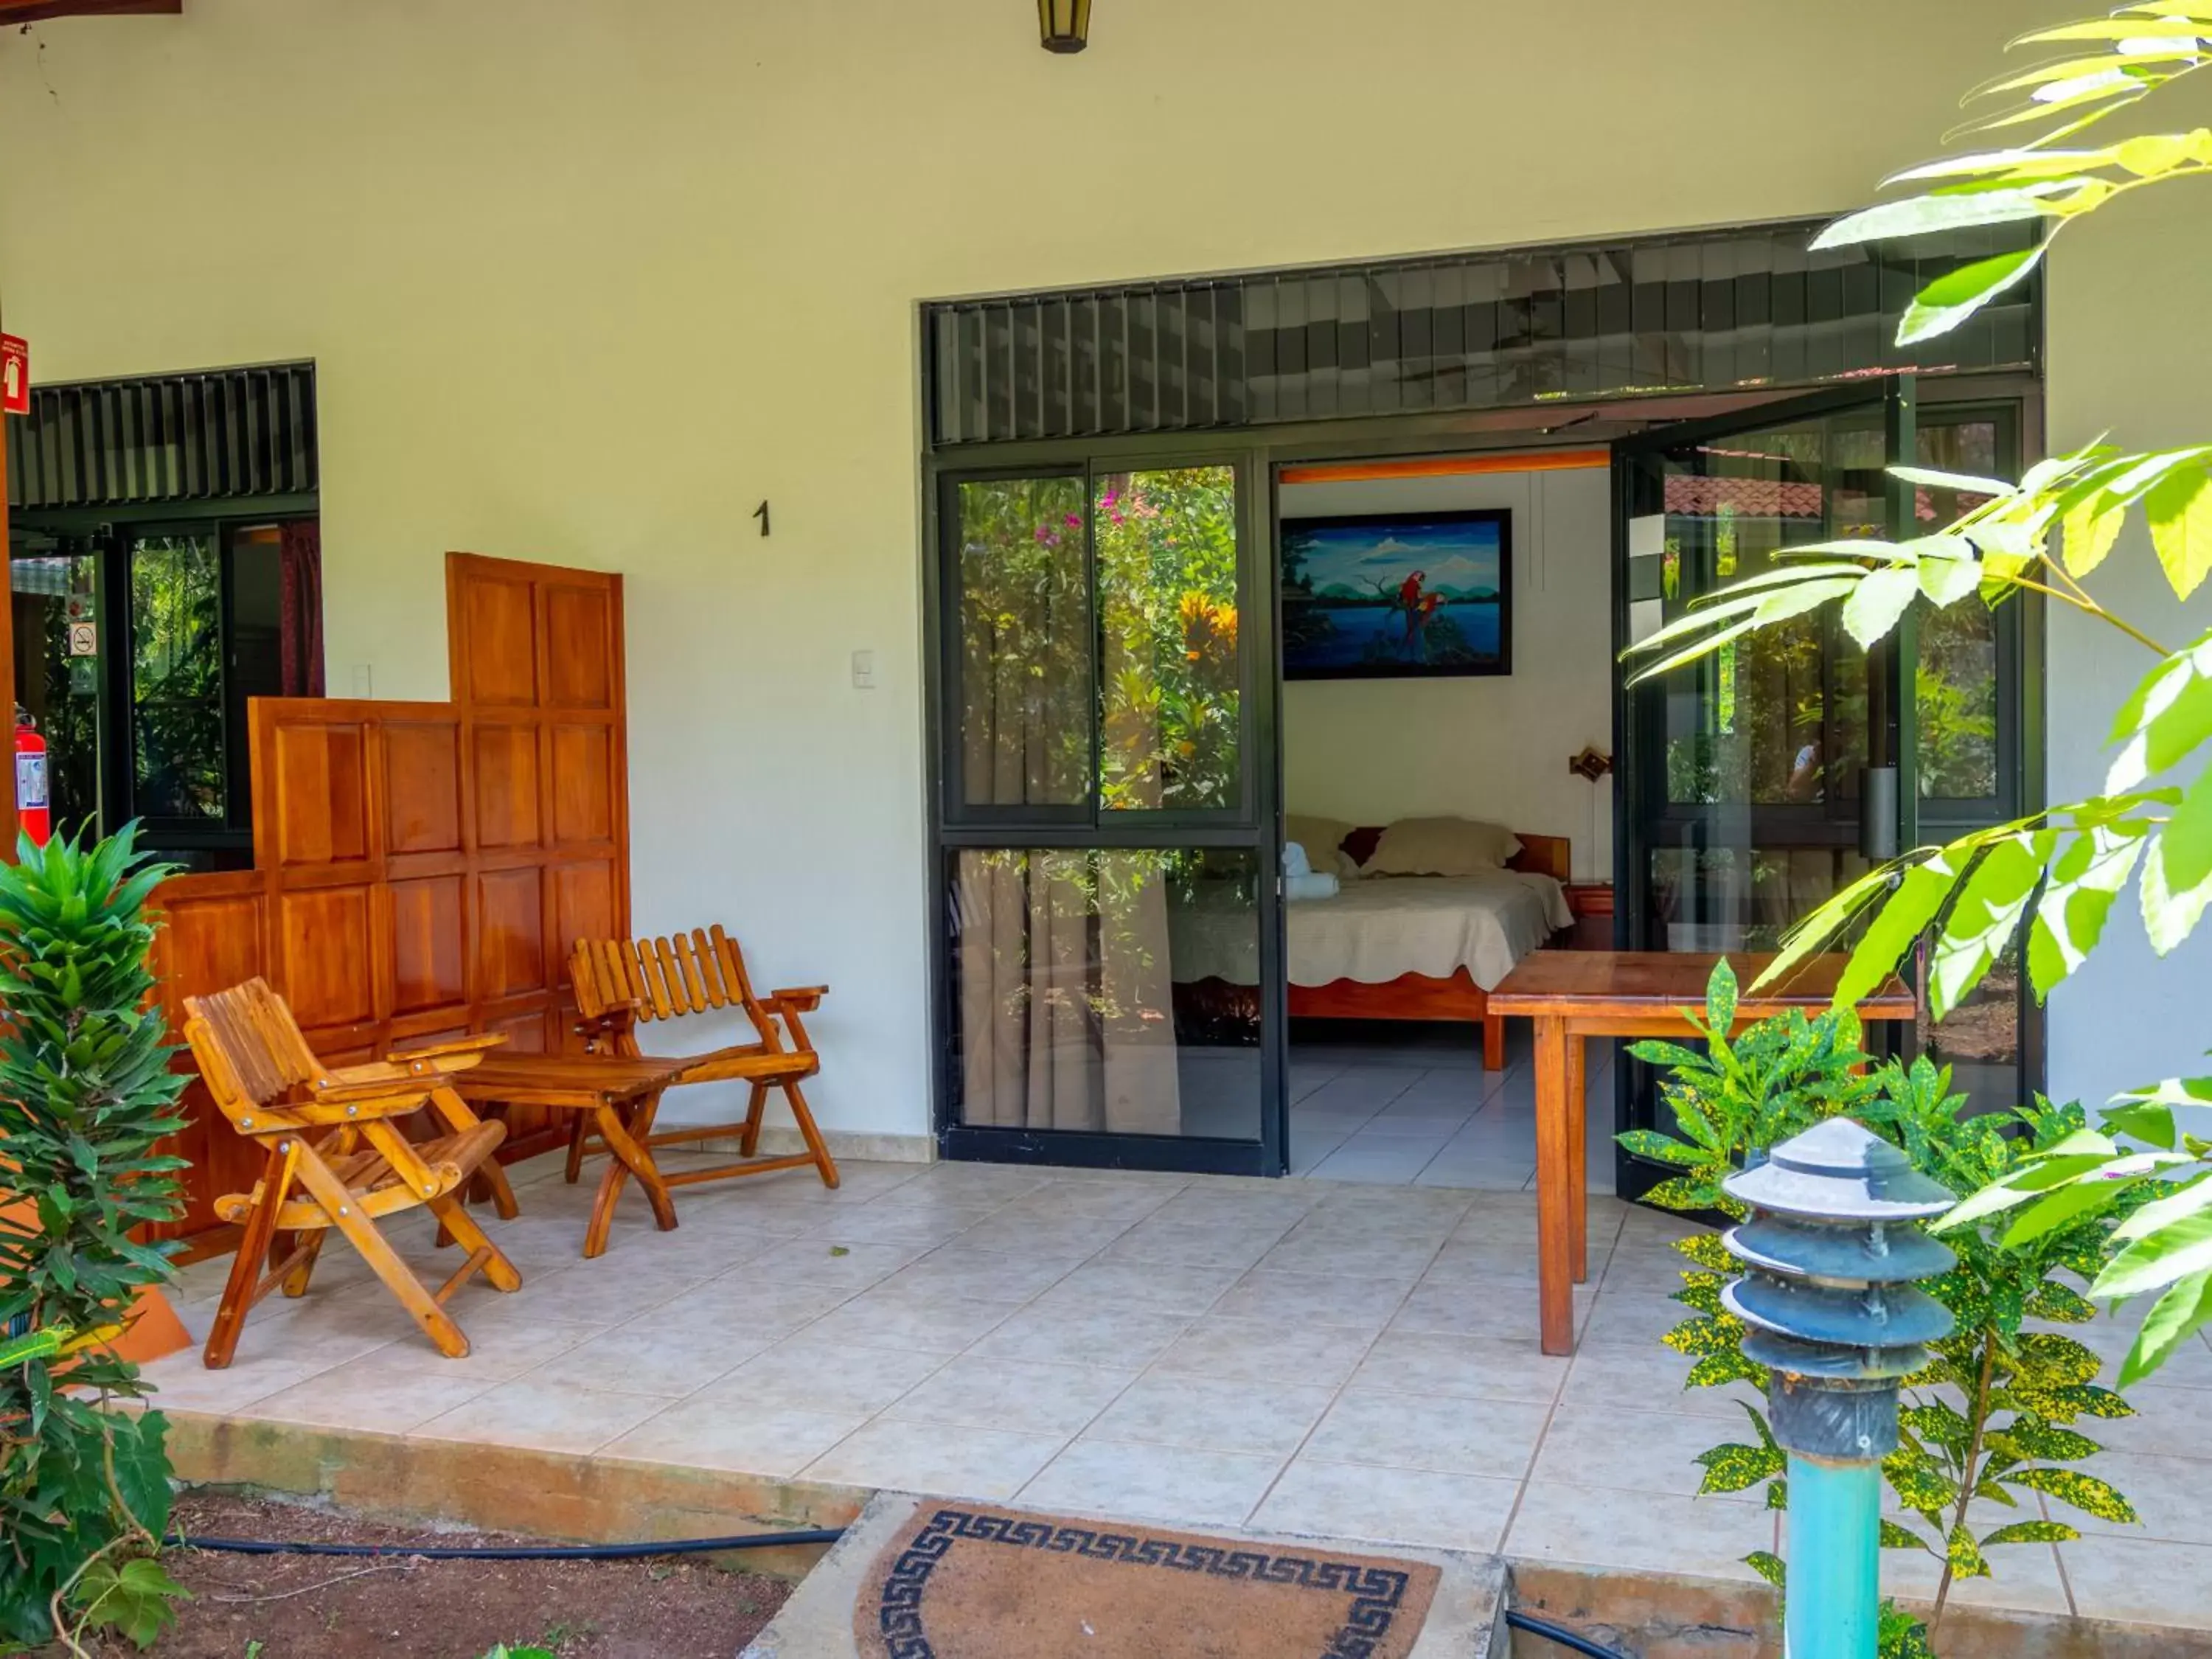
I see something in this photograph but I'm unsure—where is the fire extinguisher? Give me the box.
[14,707,50,849]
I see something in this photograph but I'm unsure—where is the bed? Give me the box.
[1170,828,1574,1069]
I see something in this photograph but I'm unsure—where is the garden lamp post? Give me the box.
[1721,1119,1957,1659]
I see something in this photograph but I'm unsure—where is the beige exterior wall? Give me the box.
[2,0,2202,1133]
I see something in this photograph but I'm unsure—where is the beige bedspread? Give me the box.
[1169,871,1573,992]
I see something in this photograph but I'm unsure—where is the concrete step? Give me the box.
[742,1489,1509,1658]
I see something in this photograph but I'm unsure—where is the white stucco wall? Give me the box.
[2042,200,2212,1108]
[1,0,2190,1133]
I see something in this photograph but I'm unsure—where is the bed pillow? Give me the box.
[1366,816,1523,876]
[1284,813,1358,878]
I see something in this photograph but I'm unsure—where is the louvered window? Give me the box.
[924,222,2039,446]
[6,361,316,509]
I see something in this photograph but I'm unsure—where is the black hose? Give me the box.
[1505,1609,1631,1659]
[170,1527,847,1562]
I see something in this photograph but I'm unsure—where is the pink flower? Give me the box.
[1065,512,1081,527]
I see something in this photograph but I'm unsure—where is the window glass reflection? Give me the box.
[954,476,1091,810]
[952,846,1259,1139]
[131,534,225,821]
[1096,466,1241,813]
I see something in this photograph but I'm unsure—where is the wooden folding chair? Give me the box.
[566,926,840,1193]
[182,978,523,1367]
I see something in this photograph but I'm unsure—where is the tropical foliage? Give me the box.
[127,535,227,824]
[955,466,1240,815]
[1630,963,2138,1647]
[1096,466,1240,813]
[1622,7,2212,1383]
[0,827,191,1652]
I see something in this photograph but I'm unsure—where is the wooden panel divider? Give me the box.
[147,554,627,1245]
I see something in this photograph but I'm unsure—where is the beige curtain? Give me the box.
[957,850,1183,1134]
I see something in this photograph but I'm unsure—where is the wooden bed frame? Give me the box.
[1285,828,1572,1071]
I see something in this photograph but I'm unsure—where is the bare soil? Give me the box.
[69,1492,793,1659]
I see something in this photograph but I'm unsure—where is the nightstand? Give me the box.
[1565,883,1614,918]
[1562,883,1613,950]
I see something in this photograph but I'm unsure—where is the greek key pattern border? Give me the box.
[875,1506,1419,1659]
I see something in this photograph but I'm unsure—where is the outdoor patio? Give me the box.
[138,1146,2212,1641]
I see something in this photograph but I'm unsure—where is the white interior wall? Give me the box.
[1279,467,1613,880]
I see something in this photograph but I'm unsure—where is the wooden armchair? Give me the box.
[566,926,839,1192]
[181,979,522,1367]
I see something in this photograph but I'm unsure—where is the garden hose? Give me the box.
[1503,1610,1631,1658]
[170,1527,849,1561]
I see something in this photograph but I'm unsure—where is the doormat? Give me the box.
[853,1501,1440,1658]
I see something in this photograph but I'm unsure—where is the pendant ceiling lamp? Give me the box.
[1038,0,1091,53]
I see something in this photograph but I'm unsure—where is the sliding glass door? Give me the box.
[933,457,1281,1174]
[1613,382,2037,1198]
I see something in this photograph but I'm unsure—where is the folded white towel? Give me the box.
[1283,841,1313,878]
[1285,872,1340,902]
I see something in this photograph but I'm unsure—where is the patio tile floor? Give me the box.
[1288,1026,1614,1190]
[145,1147,2212,1633]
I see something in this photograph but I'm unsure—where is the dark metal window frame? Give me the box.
[919,218,2049,1181]
[927,440,1286,1177]
[937,449,1267,834]
[10,503,316,859]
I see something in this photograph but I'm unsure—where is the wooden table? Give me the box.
[444,1051,690,1258]
[1486,952,1917,1356]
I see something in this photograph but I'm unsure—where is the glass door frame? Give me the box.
[1613,380,1918,949]
[1607,377,2047,1202]
[916,374,2043,1181]
[924,436,1287,1175]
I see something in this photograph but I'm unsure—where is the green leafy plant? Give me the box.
[1620,958,1879,1218]
[0,826,191,1653]
[1630,964,2138,1649]
[1618,6,2212,1383]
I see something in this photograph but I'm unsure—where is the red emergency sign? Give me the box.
[1,334,26,416]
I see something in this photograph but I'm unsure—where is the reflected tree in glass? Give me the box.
[13,555,103,833]
[956,477,1091,808]
[130,535,224,821]
[1913,422,2003,801]
[1096,466,1239,813]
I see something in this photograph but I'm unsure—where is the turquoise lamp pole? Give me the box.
[1719,1120,1957,1658]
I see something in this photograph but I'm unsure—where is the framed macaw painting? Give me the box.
[1280,508,1512,680]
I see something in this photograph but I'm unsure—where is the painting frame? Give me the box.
[1279,507,1513,681]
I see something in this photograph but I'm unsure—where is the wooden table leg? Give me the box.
[1564,1029,1587,1284]
[580,1094,680,1258]
[1534,1015,1575,1357]
[582,1110,627,1259]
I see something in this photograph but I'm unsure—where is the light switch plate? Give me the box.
[851,650,877,689]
